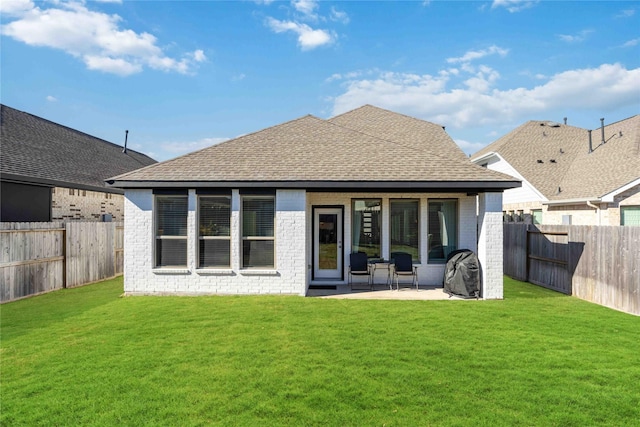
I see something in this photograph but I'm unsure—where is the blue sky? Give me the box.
[1,0,639,161]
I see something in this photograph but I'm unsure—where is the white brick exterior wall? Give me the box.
[124,189,307,296]
[478,192,504,299]
[124,189,501,297]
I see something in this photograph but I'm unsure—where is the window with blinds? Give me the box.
[199,196,231,268]
[621,205,640,226]
[155,195,188,267]
[390,199,419,261]
[242,196,275,268]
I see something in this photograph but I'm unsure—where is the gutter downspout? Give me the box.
[586,200,601,225]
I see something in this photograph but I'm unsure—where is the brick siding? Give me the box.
[52,186,123,221]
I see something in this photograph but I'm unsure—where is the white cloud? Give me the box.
[266,17,334,50]
[232,73,246,82]
[192,49,206,62]
[292,0,318,20]
[161,137,229,157]
[615,9,635,18]
[0,0,34,16]
[622,38,640,47]
[491,0,538,13]
[1,1,205,76]
[46,95,57,102]
[558,29,593,43]
[447,45,509,64]
[454,139,486,154]
[330,63,640,129]
[329,7,349,24]
[325,71,363,83]
[94,0,123,3]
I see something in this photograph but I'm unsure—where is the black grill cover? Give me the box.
[443,249,480,299]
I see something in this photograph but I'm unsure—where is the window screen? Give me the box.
[621,206,640,226]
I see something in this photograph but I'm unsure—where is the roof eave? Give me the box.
[542,197,602,206]
[107,179,522,192]
[470,151,499,163]
[2,173,125,194]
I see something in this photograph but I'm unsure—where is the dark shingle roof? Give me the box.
[109,106,519,191]
[471,116,640,200]
[1,104,156,193]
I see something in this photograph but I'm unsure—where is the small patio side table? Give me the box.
[369,259,393,290]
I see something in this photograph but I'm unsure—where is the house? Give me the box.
[471,115,640,226]
[107,105,520,298]
[1,104,156,222]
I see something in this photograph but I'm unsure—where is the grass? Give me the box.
[1,277,639,426]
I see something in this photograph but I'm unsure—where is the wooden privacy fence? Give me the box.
[0,222,124,303]
[504,223,640,316]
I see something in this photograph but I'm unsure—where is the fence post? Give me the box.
[525,223,530,282]
[62,225,67,289]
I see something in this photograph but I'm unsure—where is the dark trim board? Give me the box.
[2,173,125,194]
[108,180,521,192]
[308,285,338,290]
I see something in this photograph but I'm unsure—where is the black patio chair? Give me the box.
[349,252,372,290]
[392,252,418,290]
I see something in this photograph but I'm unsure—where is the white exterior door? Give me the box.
[313,207,343,280]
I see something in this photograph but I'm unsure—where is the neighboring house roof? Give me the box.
[1,104,156,193]
[108,106,520,192]
[471,115,640,202]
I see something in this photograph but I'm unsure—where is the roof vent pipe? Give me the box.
[600,118,605,144]
[123,130,128,154]
[563,117,567,125]
[588,130,593,153]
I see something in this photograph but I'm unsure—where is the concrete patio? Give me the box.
[306,284,475,300]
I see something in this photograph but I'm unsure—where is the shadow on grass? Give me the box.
[0,276,123,341]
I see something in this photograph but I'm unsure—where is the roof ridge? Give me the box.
[591,114,640,130]
[331,104,446,128]
[0,104,154,161]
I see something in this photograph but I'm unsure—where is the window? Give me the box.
[199,196,231,268]
[242,196,275,268]
[621,206,640,226]
[390,199,419,261]
[428,199,457,263]
[155,194,188,267]
[532,209,543,225]
[352,199,381,258]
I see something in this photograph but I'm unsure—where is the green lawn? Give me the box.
[1,277,639,426]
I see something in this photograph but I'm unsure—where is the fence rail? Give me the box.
[504,223,640,316]
[0,222,123,303]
